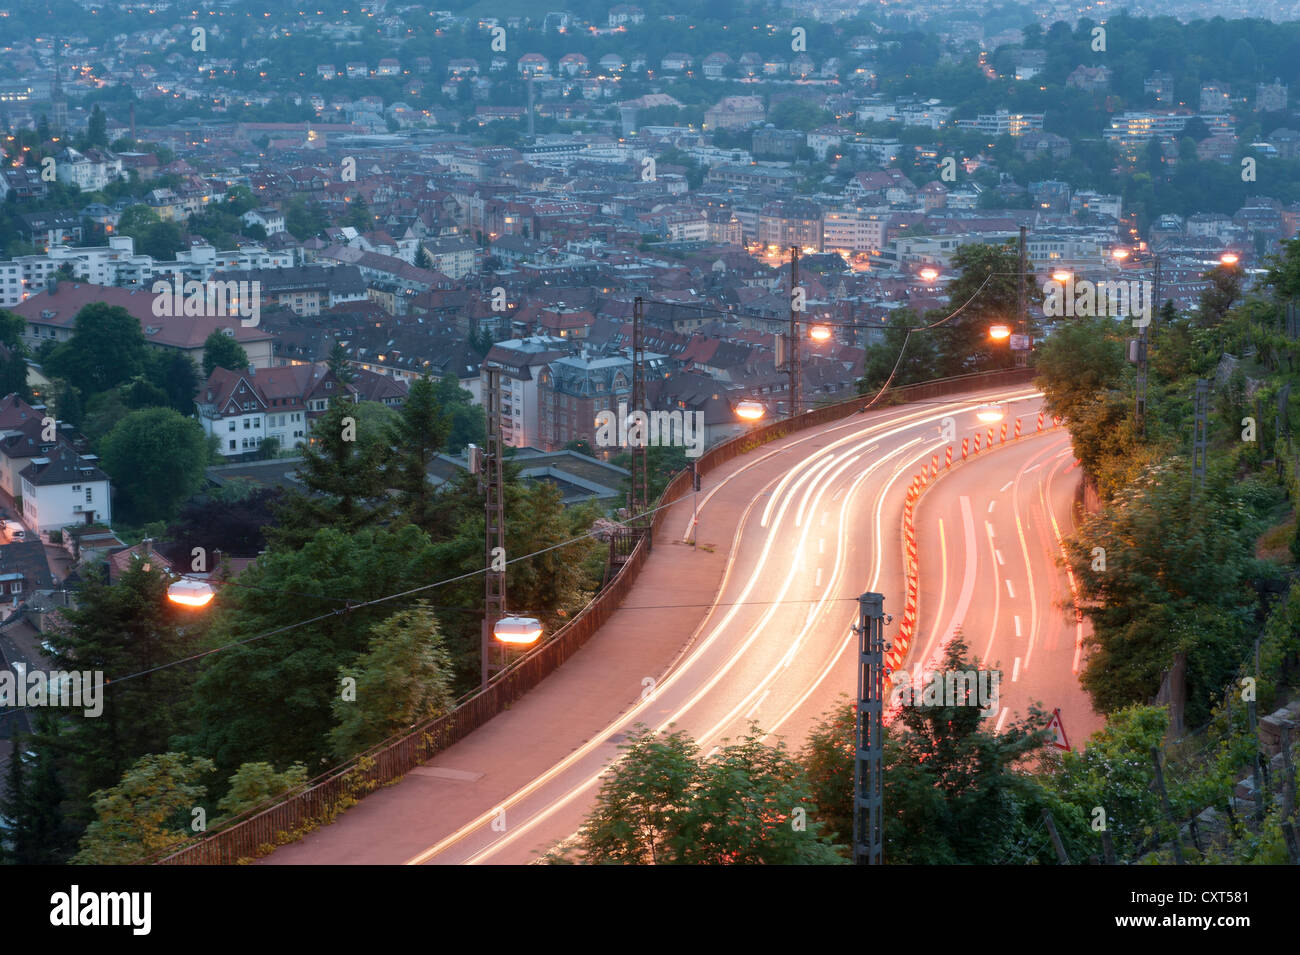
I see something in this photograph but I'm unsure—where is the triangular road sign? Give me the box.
[1047,708,1071,751]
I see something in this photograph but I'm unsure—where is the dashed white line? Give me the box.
[1000,480,1013,493]
[1014,615,1022,637]
[988,500,996,514]
[745,689,771,720]
[1012,657,1021,682]
[994,707,1009,733]
[818,538,825,554]
[996,549,1005,566]
[814,567,823,587]
[1005,579,1016,599]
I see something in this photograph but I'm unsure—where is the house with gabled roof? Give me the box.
[20,445,111,533]
[197,362,356,459]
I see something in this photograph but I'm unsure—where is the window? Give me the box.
[11,581,21,594]
[229,440,236,450]
[244,419,251,430]
[72,484,81,492]
[86,488,92,503]
[228,421,236,432]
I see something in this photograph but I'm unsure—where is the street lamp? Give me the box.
[809,324,832,342]
[975,403,1006,423]
[167,577,215,608]
[1051,269,1072,284]
[1219,252,1239,267]
[493,616,543,646]
[1112,247,1130,263]
[988,323,1012,341]
[918,266,939,283]
[735,399,766,421]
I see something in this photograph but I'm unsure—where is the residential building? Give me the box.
[20,446,112,533]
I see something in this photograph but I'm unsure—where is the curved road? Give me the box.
[266,383,1097,865]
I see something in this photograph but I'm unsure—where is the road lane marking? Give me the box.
[1005,579,1015,598]
[994,707,1009,733]
[818,538,825,554]
[988,500,996,514]
[1014,615,1021,637]
[814,567,823,586]
[996,549,1005,565]
[1000,480,1013,493]
[1012,657,1021,682]
[745,689,770,720]
[926,496,978,673]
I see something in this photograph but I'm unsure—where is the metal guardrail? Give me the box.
[157,366,1036,864]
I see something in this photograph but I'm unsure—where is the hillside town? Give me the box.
[0,0,1299,879]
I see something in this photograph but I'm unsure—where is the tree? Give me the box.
[388,376,450,527]
[268,400,393,548]
[43,302,148,397]
[800,699,856,846]
[798,638,1071,864]
[857,307,939,394]
[181,525,446,778]
[0,308,30,399]
[434,374,486,454]
[145,349,200,414]
[568,725,846,864]
[1047,705,1170,862]
[327,340,356,383]
[327,602,455,761]
[202,330,249,376]
[115,204,159,238]
[161,481,281,562]
[0,718,75,864]
[86,105,107,148]
[72,753,214,864]
[99,407,210,524]
[1064,464,1265,724]
[216,762,308,820]
[1197,264,1243,327]
[43,560,195,822]
[122,375,170,409]
[934,242,1026,377]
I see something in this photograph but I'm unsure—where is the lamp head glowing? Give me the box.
[988,323,1012,341]
[1219,252,1239,267]
[975,403,1006,423]
[809,324,832,342]
[1051,269,1072,284]
[918,267,939,282]
[735,399,766,421]
[1112,248,1130,261]
[167,578,215,608]
[494,616,543,645]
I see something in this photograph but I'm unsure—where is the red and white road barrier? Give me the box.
[1000,421,1007,444]
[1014,418,1022,439]
[961,437,969,460]
[1037,411,1045,431]
[945,445,953,468]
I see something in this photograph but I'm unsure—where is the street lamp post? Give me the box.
[853,591,887,865]
[786,246,802,418]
